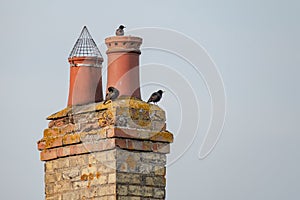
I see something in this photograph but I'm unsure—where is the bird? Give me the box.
[147,90,164,104]
[103,87,120,104]
[115,25,125,36]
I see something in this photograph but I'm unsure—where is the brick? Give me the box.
[70,144,88,155]
[108,173,116,183]
[54,173,63,182]
[136,130,152,140]
[37,140,46,150]
[72,180,89,189]
[151,110,166,121]
[56,146,70,157]
[89,152,107,164]
[128,185,142,196]
[138,163,154,174]
[41,149,57,161]
[150,131,173,143]
[81,121,100,132]
[152,143,170,154]
[142,186,153,197]
[43,128,61,138]
[142,141,151,151]
[62,134,81,145]
[145,176,154,186]
[126,155,137,171]
[53,158,69,169]
[145,176,166,187]
[152,143,158,152]
[83,139,116,153]
[117,162,128,172]
[45,173,56,184]
[117,185,128,195]
[153,188,165,198]
[82,165,97,175]
[127,140,142,151]
[45,136,63,149]
[154,166,166,176]
[96,174,108,185]
[106,150,117,161]
[107,128,152,140]
[69,155,87,167]
[60,124,76,133]
[156,143,170,154]
[115,139,127,149]
[45,183,54,195]
[62,168,80,180]
[135,119,151,128]
[98,162,116,173]
[115,115,129,127]
[104,138,117,150]
[45,161,54,172]
[107,128,135,138]
[81,130,106,142]
[97,184,116,196]
[55,118,70,127]
[151,121,165,132]
[141,152,166,165]
[116,173,140,184]
[53,180,71,193]
[83,142,104,153]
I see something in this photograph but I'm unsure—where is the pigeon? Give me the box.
[115,25,125,36]
[104,87,120,104]
[147,90,164,104]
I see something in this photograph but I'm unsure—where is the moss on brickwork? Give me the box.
[39,97,172,199]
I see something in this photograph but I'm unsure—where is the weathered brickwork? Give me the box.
[38,97,173,199]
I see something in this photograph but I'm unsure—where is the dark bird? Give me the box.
[147,90,164,104]
[104,87,120,104]
[115,25,125,36]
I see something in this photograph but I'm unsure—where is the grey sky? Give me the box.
[0,0,299,199]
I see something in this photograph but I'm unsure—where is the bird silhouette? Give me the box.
[147,90,164,104]
[104,87,120,104]
[115,25,125,36]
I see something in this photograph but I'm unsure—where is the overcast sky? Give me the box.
[0,0,299,199]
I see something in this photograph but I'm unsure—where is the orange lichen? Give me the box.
[88,173,94,180]
[150,131,174,143]
[96,172,101,179]
[81,174,88,181]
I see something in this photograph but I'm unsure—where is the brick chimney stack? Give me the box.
[105,36,142,99]
[37,27,173,200]
[67,26,104,106]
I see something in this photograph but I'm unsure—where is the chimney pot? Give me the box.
[105,36,143,99]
